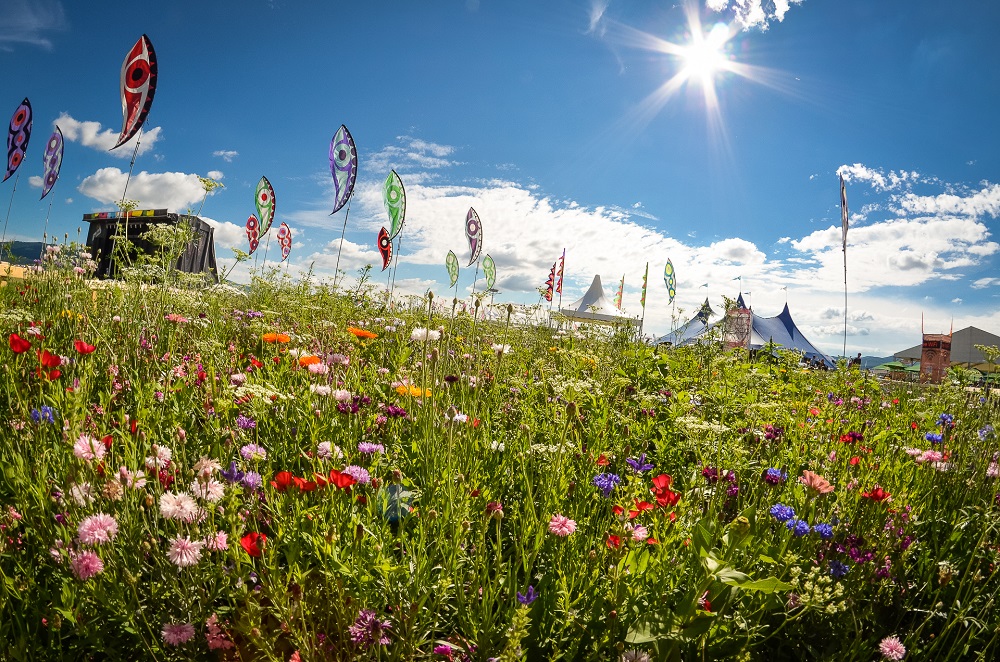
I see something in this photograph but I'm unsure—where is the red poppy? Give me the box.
[240,532,267,557]
[101,435,113,450]
[73,339,96,354]
[595,454,609,466]
[646,537,660,545]
[292,476,317,492]
[849,456,860,466]
[313,472,330,488]
[629,500,654,519]
[861,486,891,502]
[8,333,31,353]
[37,349,61,368]
[271,471,294,492]
[249,357,263,369]
[36,367,61,380]
[651,474,680,508]
[130,418,138,436]
[606,534,621,549]
[329,469,357,490]
[612,505,625,517]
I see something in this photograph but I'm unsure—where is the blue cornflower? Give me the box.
[813,523,834,540]
[925,432,943,444]
[517,585,538,605]
[592,473,621,498]
[937,413,954,427]
[626,453,654,473]
[769,503,795,522]
[221,461,245,484]
[786,518,810,537]
[829,560,850,578]
[30,405,56,424]
[763,468,787,485]
[979,425,994,441]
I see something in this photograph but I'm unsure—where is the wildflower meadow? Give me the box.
[1,254,999,661]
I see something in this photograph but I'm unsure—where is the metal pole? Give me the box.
[332,199,352,291]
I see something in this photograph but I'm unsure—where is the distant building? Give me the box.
[894,326,1000,372]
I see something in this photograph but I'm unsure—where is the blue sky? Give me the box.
[3,0,1000,356]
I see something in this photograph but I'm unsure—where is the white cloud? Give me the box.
[0,0,66,50]
[706,0,804,32]
[28,175,43,188]
[368,136,460,172]
[972,277,1000,289]
[894,182,1000,218]
[201,216,246,252]
[78,167,207,212]
[56,112,162,158]
[952,298,963,304]
[837,163,919,192]
[213,150,239,162]
[587,0,610,36]
[206,170,224,181]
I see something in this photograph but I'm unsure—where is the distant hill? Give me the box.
[861,356,894,369]
[3,241,44,264]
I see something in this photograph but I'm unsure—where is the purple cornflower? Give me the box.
[384,404,408,418]
[517,585,539,605]
[769,503,795,522]
[937,413,954,428]
[241,471,263,490]
[358,442,385,455]
[786,518,810,537]
[763,468,787,485]
[701,466,720,483]
[240,444,267,461]
[31,405,56,424]
[348,609,391,648]
[813,523,834,539]
[235,414,257,430]
[343,465,371,485]
[626,453,654,473]
[221,461,245,484]
[592,473,621,497]
[979,425,995,441]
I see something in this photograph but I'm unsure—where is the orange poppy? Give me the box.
[395,384,431,397]
[298,355,321,367]
[347,327,378,340]
[262,333,291,343]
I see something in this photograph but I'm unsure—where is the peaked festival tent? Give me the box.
[674,297,834,367]
[557,274,640,326]
[894,326,1000,372]
[656,298,715,345]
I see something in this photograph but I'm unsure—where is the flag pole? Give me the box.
[1,172,20,262]
[332,199,352,292]
[840,174,849,363]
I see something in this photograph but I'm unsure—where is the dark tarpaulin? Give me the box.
[84,210,218,282]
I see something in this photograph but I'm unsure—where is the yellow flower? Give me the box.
[395,384,431,397]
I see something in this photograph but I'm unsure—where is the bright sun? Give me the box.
[679,23,730,85]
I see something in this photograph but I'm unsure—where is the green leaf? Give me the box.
[719,574,793,594]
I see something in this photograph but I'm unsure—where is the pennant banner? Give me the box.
[465,207,483,266]
[277,222,292,262]
[640,262,649,309]
[384,170,406,239]
[245,214,260,254]
[378,227,392,271]
[543,262,555,302]
[330,125,358,215]
[555,249,565,294]
[664,259,676,303]
[5,98,32,182]
[483,254,496,290]
[446,250,459,288]
[255,176,276,235]
[113,35,157,150]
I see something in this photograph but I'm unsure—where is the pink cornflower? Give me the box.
[330,353,350,366]
[145,444,172,470]
[162,622,196,646]
[159,492,200,522]
[70,550,104,580]
[167,536,204,567]
[190,478,226,502]
[205,614,234,650]
[333,389,352,402]
[77,513,118,546]
[799,470,834,495]
[73,434,106,462]
[548,514,577,537]
[307,362,329,375]
[310,384,332,396]
[204,531,229,551]
[348,608,392,648]
[629,525,649,543]
[879,635,906,660]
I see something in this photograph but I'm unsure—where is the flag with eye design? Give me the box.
[329,125,357,215]
[245,215,260,254]
[5,98,32,182]
[483,254,496,290]
[664,259,676,303]
[446,250,459,287]
[384,170,406,239]
[378,227,392,270]
[255,176,276,235]
[113,35,157,150]
[277,223,292,261]
[40,127,63,199]
[465,207,483,267]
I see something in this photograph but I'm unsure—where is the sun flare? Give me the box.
[679,22,730,86]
